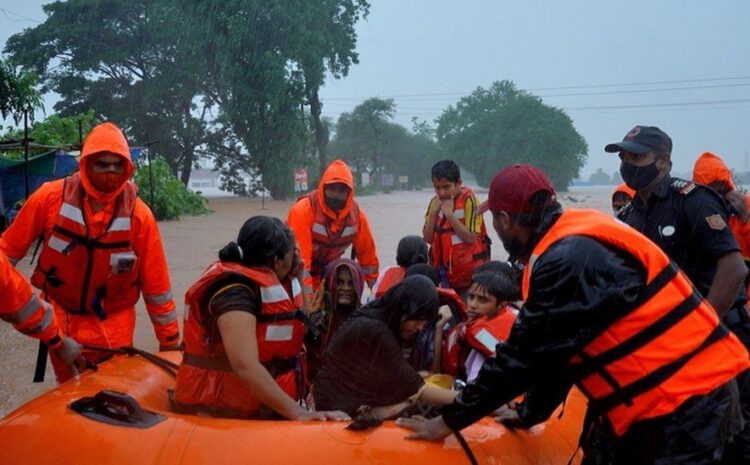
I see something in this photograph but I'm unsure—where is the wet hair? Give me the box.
[506,190,561,228]
[471,271,521,303]
[219,216,295,268]
[404,263,440,286]
[431,160,461,183]
[396,235,429,268]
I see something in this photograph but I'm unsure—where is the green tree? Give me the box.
[181,0,369,199]
[4,0,211,185]
[436,80,587,189]
[330,104,438,189]
[331,98,396,186]
[589,168,612,185]
[0,58,42,125]
[2,110,96,147]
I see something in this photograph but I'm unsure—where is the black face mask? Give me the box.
[620,161,660,191]
[325,196,347,211]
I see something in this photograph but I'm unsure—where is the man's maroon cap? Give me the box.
[488,164,556,214]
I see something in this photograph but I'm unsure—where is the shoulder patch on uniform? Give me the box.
[705,214,727,231]
[670,179,696,196]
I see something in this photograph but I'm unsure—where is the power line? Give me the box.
[323,76,750,101]
[0,7,42,24]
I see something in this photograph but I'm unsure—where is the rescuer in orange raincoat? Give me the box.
[0,252,86,375]
[287,159,379,298]
[611,183,635,216]
[0,122,180,382]
[693,151,750,272]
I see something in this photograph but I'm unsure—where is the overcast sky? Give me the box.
[2,0,749,178]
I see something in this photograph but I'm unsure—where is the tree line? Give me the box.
[2,1,587,198]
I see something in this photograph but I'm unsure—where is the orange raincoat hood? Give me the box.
[79,122,135,203]
[317,159,355,219]
[612,183,636,199]
[693,151,735,191]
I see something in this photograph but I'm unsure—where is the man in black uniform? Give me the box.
[610,125,750,463]
[397,164,748,465]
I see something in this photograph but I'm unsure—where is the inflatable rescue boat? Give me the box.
[0,351,584,465]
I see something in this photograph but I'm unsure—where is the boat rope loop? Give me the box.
[82,345,178,377]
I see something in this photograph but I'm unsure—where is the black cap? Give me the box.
[604,125,672,155]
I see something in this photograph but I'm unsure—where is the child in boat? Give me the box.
[175,216,348,421]
[442,270,518,381]
[306,258,365,382]
[312,275,457,419]
[371,235,429,299]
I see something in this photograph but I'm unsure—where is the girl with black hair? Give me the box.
[175,216,348,421]
[313,275,457,419]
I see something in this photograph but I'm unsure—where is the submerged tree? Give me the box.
[436,80,587,189]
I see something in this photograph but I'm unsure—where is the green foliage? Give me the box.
[589,168,612,185]
[5,0,369,199]
[330,101,438,189]
[133,157,208,220]
[5,0,212,185]
[2,110,96,146]
[0,58,43,124]
[436,80,587,189]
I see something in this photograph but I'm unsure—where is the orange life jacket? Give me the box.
[177,261,306,417]
[374,266,405,299]
[306,190,360,279]
[522,208,750,436]
[30,174,139,316]
[442,308,515,376]
[430,187,490,289]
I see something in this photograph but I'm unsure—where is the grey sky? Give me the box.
[3,0,749,178]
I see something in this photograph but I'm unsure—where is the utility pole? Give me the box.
[23,110,29,199]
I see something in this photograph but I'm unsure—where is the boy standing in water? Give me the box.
[422,160,490,297]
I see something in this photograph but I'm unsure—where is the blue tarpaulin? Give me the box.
[0,150,79,215]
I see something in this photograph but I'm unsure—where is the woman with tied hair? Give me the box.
[313,275,457,419]
[175,216,348,421]
[371,235,429,299]
[306,258,366,382]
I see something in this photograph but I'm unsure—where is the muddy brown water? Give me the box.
[0,187,613,417]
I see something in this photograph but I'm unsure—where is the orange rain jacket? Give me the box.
[287,160,379,296]
[612,183,636,200]
[0,252,64,348]
[0,122,179,381]
[693,151,750,262]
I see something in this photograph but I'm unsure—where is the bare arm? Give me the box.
[218,311,348,421]
[706,251,747,318]
[430,305,453,373]
[422,198,440,242]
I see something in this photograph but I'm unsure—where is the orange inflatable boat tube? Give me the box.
[0,352,584,465]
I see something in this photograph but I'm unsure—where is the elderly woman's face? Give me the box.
[335,267,356,306]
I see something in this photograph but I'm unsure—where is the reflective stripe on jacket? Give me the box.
[522,208,750,436]
[177,261,305,417]
[307,190,360,279]
[30,174,140,315]
[373,266,405,299]
[430,186,490,289]
[0,253,62,346]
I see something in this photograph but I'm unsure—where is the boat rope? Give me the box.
[453,430,479,465]
[82,345,178,377]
